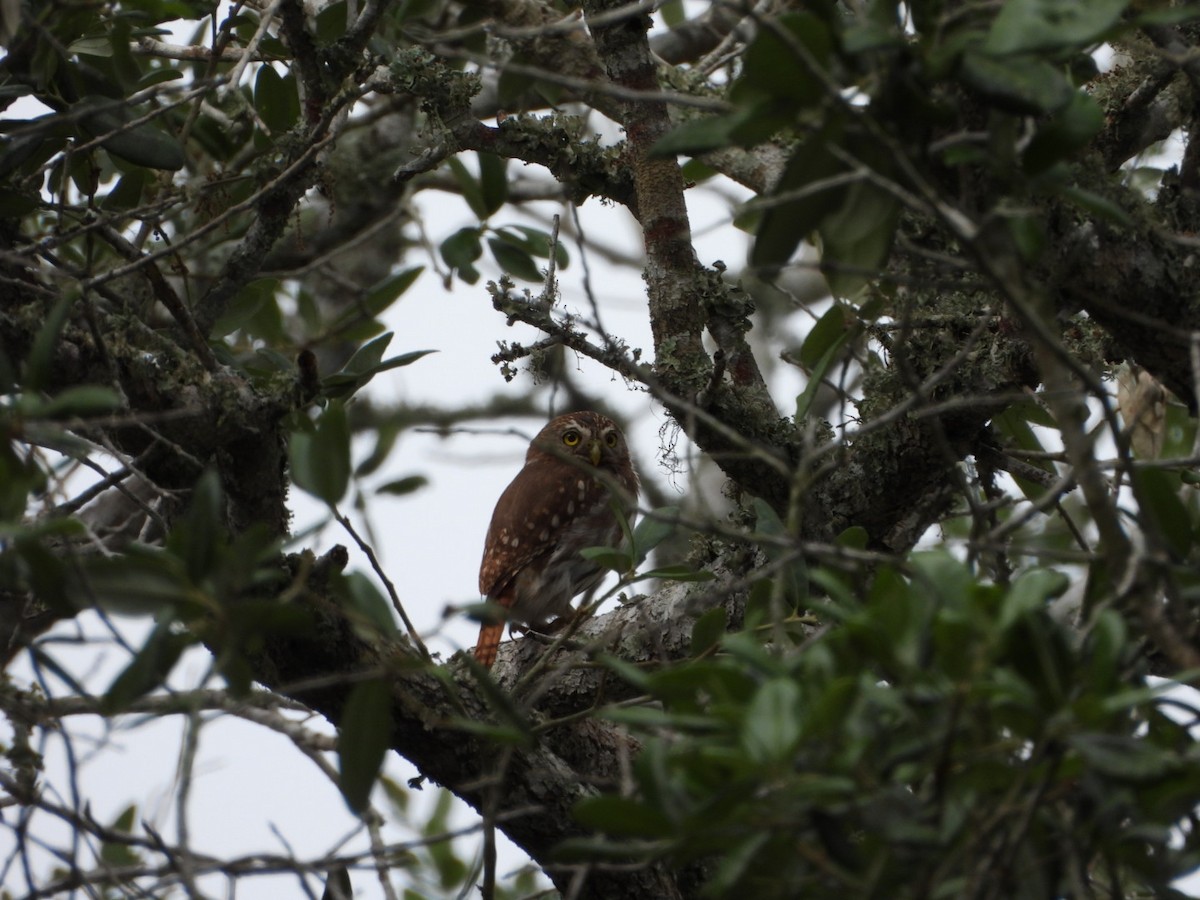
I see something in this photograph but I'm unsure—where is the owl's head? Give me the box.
[529,411,630,471]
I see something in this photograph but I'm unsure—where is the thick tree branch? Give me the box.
[583,0,793,516]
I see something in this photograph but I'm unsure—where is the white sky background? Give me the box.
[3,6,1198,899]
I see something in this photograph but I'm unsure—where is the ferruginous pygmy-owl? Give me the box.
[475,412,639,668]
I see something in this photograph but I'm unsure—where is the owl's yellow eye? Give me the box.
[604,432,618,448]
[562,430,581,446]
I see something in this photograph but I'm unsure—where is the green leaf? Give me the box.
[1133,467,1192,559]
[1023,91,1104,174]
[168,469,226,583]
[135,67,185,92]
[991,404,1056,499]
[1083,608,1127,689]
[1000,567,1069,632]
[338,677,393,814]
[1005,212,1047,262]
[440,226,482,279]
[690,606,727,656]
[0,120,68,182]
[100,805,142,867]
[910,551,974,610]
[11,534,72,613]
[33,386,122,419]
[321,867,353,900]
[25,296,73,393]
[323,349,436,399]
[477,152,508,217]
[983,0,1129,55]
[843,10,904,55]
[627,564,714,584]
[680,158,717,184]
[750,498,807,611]
[290,402,351,504]
[1068,732,1174,781]
[732,12,832,109]
[327,332,394,389]
[78,97,186,171]
[959,52,1075,114]
[795,320,852,422]
[652,104,769,156]
[0,188,39,217]
[68,35,115,57]
[631,507,680,564]
[101,168,147,211]
[448,157,488,220]
[818,179,901,298]
[751,120,846,270]
[1134,4,1200,25]
[422,789,469,888]
[68,151,98,198]
[337,571,398,638]
[322,332,436,398]
[837,525,869,550]
[314,0,348,41]
[488,237,542,282]
[449,718,533,745]
[376,475,428,496]
[497,52,536,106]
[660,0,685,27]
[211,278,279,337]
[355,423,400,477]
[362,267,423,319]
[799,303,851,371]
[494,225,568,266]
[254,65,300,133]
[742,677,802,763]
[578,546,633,572]
[66,550,191,616]
[326,268,424,335]
[102,620,191,713]
[573,795,673,837]
[861,565,930,671]
[706,833,771,897]
[1057,184,1133,226]
[1003,611,1072,710]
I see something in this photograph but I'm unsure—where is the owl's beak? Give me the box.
[589,440,602,466]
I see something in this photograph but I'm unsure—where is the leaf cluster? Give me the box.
[572,554,1200,898]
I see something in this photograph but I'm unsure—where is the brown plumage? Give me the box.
[475,412,639,668]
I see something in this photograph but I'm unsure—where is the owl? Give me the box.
[475,412,639,668]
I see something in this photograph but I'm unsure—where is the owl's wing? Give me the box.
[478,459,575,599]
[474,455,620,669]
[475,463,566,668]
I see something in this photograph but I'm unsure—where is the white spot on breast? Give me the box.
[511,537,519,548]
[551,515,560,527]
[539,529,549,541]
[566,501,575,515]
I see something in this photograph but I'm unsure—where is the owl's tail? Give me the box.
[473,623,503,668]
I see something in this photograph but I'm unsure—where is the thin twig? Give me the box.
[332,507,432,662]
